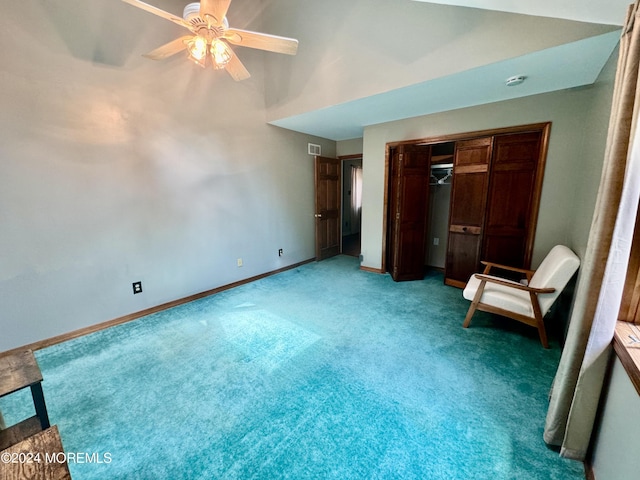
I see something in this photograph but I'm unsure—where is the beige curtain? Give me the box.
[544,1,640,460]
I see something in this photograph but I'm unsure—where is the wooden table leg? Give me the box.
[30,383,50,430]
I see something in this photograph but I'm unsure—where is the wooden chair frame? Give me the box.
[462,261,555,348]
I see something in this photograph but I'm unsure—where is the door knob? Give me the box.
[315,214,322,218]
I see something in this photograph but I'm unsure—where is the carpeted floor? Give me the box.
[0,255,584,479]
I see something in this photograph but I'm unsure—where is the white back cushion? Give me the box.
[529,245,580,315]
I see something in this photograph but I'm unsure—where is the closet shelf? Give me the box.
[431,154,454,164]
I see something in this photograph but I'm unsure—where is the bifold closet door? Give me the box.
[389,144,431,281]
[482,132,544,269]
[445,137,492,288]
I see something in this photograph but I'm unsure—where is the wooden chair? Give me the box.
[462,245,580,348]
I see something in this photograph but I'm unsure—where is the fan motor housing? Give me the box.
[183,2,229,28]
[183,2,201,21]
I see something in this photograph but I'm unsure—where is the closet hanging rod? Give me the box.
[431,163,453,170]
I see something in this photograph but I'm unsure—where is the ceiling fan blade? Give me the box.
[224,51,251,82]
[225,28,298,55]
[199,0,232,26]
[143,36,192,60]
[121,0,191,30]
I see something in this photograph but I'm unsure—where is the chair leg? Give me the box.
[463,280,486,328]
[530,293,549,349]
[536,322,549,349]
[463,303,477,328]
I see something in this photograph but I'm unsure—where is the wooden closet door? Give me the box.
[389,144,431,281]
[482,132,544,269]
[445,137,492,287]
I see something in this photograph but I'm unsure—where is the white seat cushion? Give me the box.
[463,274,535,318]
[463,246,580,319]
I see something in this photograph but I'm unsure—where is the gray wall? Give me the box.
[425,183,452,269]
[591,358,640,480]
[0,0,335,351]
[337,139,364,157]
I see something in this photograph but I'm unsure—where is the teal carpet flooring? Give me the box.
[0,255,584,479]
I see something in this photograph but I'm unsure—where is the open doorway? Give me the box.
[341,155,363,257]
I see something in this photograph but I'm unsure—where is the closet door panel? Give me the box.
[449,172,488,227]
[483,132,543,269]
[447,232,483,283]
[445,137,492,287]
[389,144,431,281]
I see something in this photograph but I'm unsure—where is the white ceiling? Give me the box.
[412,0,631,26]
[271,30,620,140]
[269,1,625,141]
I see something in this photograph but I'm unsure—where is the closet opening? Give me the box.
[425,142,454,272]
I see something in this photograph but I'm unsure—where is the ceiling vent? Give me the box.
[308,143,321,156]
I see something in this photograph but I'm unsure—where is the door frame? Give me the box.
[381,122,551,274]
[314,154,365,261]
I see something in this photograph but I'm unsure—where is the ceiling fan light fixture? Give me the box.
[210,39,232,69]
[123,0,298,81]
[187,35,208,67]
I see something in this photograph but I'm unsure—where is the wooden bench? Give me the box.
[0,425,71,479]
[0,350,51,451]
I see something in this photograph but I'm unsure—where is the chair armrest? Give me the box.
[480,261,535,276]
[474,274,556,294]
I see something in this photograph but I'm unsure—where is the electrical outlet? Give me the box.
[278,248,283,257]
[132,281,142,294]
[433,237,439,246]
[237,258,243,267]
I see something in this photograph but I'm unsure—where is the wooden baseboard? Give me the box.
[444,278,466,289]
[359,265,384,274]
[1,258,315,358]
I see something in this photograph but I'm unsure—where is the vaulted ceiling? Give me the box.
[267,0,626,140]
[413,0,629,26]
[6,1,624,142]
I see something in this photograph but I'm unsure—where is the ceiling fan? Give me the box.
[122,0,298,81]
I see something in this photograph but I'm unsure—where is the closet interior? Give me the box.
[425,142,454,271]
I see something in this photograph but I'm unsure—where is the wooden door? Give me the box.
[445,137,492,287]
[315,156,341,260]
[482,132,544,269]
[388,144,431,281]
